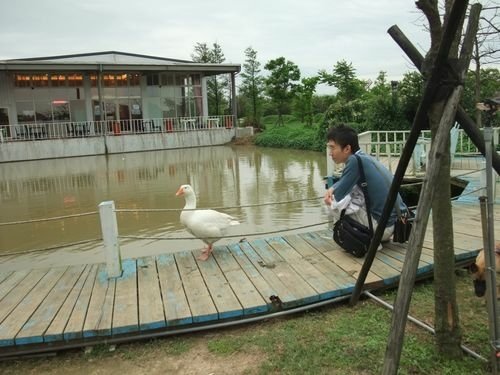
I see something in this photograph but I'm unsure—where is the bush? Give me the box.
[255,122,324,151]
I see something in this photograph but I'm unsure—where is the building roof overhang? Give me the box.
[0,51,241,75]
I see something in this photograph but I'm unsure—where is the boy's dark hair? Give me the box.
[326,124,360,152]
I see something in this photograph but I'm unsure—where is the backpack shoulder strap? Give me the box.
[354,154,373,234]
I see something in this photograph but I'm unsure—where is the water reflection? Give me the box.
[0,145,330,266]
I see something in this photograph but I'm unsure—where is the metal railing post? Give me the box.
[98,200,122,278]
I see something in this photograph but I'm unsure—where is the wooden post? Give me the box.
[382,86,464,375]
[99,200,122,278]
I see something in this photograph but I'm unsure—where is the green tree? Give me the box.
[264,57,301,126]
[239,47,265,128]
[462,67,500,126]
[191,42,212,63]
[294,76,320,127]
[319,60,366,102]
[469,3,500,126]
[191,42,229,116]
[363,72,406,130]
[318,60,368,131]
[398,71,425,126]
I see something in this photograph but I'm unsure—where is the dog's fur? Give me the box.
[469,243,500,297]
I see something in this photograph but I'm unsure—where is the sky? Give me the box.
[0,0,433,94]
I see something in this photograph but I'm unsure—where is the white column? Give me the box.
[98,200,122,278]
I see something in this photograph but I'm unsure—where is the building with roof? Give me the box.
[0,51,243,162]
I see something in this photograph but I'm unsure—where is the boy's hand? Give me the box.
[324,187,334,206]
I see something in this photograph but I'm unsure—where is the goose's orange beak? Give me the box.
[175,186,184,196]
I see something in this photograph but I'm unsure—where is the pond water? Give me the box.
[0,145,331,269]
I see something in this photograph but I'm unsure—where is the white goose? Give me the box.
[176,184,240,260]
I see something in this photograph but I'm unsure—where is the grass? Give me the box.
[0,270,493,374]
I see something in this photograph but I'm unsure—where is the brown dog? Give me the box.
[469,243,500,297]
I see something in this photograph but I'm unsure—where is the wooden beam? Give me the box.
[387,24,500,175]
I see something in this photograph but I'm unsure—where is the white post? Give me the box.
[98,200,122,278]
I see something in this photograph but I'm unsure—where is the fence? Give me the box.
[327,127,500,176]
[0,115,235,142]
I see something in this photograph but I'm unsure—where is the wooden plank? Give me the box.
[312,231,383,287]
[233,241,298,308]
[0,271,13,285]
[0,269,47,324]
[15,265,85,345]
[83,264,116,338]
[195,250,243,319]
[113,259,139,335]
[0,267,66,347]
[137,256,165,331]
[247,239,319,305]
[453,220,487,238]
[212,246,268,315]
[63,264,99,340]
[227,243,283,306]
[156,254,192,326]
[45,265,93,342]
[363,255,402,285]
[0,270,30,304]
[381,243,434,275]
[283,234,356,294]
[266,237,338,300]
[301,231,381,284]
[425,230,484,254]
[175,251,218,323]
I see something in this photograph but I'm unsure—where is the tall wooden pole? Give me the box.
[383,86,464,374]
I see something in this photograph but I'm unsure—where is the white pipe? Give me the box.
[364,291,488,362]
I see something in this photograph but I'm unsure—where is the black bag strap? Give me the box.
[354,154,374,234]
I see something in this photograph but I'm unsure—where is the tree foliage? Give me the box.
[191,42,229,115]
[319,60,366,102]
[470,2,500,125]
[363,72,407,130]
[264,57,301,126]
[398,71,425,127]
[239,47,265,128]
[294,76,320,127]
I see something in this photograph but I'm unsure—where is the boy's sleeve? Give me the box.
[333,156,359,202]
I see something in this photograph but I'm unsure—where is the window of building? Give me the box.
[116,73,128,87]
[16,102,35,122]
[52,101,70,121]
[146,74,159,86]
[51,74,67,87]
[67,73,83,87]
[161,73,174,86]
[90,74,98,87]
[34,101,52,121]
[32,74,49,87]
[129,73,141,86]
[0,108,9,125]
[14,74,31,87]
[103,74,116,87]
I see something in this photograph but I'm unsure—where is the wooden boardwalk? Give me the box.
[0,201,497,357]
